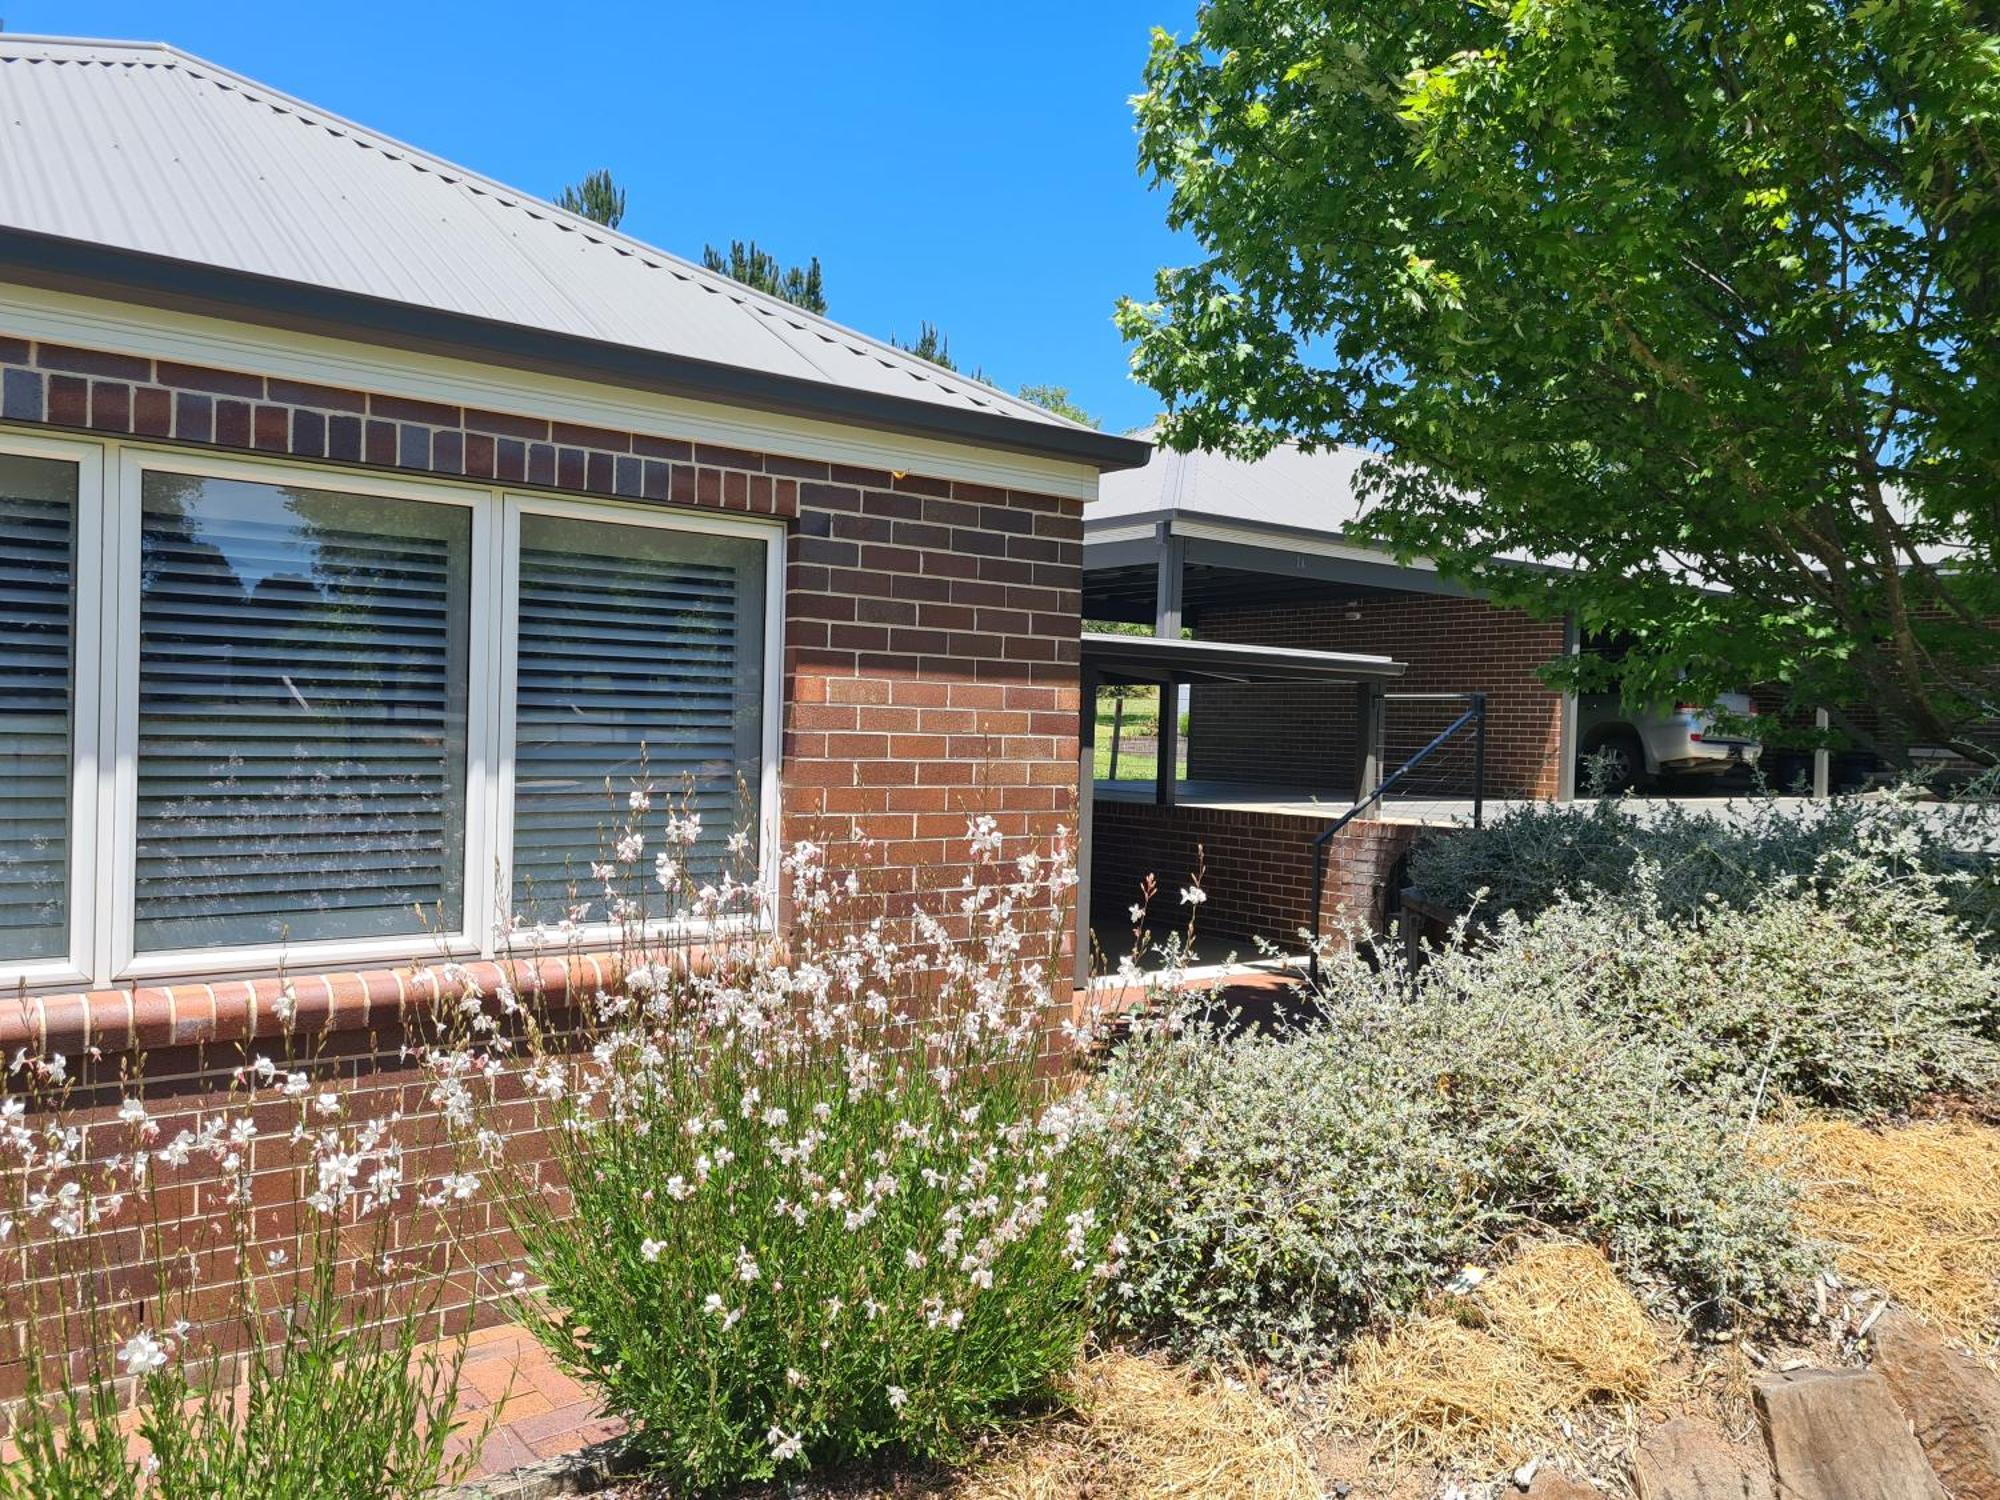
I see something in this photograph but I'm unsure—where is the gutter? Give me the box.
[0,226,1154,474]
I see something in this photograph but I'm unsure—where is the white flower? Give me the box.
[640,1238,667,1263]
[767,1427,803,1464]
[735,1246,761,1283]
[118,1331,169,1377]
[505,1271,527,1290]
[1179,885,1206,906]
[887,1385,908,1411]
[117,1097,148,1129]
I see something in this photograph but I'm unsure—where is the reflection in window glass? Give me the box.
[0,455,78,962]
[135,474,471,952]
[512,514,765,924]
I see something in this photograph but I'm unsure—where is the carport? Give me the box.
[1076,633,1409,986]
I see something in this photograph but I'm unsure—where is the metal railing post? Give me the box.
[1355,681,1384,811]
[1307,837,1328,985]
[1471,691,1488,828]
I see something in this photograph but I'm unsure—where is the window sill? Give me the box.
[2,952,628,1056]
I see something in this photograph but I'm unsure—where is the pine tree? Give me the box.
[891,321,956,372]
[556,169,625,230]
[1017,384,1097,427]
[700,240,828,315]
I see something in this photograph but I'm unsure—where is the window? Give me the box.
[509,507,767,925]
[0,439,780,989]
[134,474,473,953]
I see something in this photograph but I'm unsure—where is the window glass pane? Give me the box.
[0,455,78,963]
[136,473,471,952]
[513,514,765,924]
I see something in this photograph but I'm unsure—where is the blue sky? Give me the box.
[14,1,1201,434]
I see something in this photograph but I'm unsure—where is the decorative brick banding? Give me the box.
[3,341,801,519]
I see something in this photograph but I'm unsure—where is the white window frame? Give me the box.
[495,493,786,951]
[108,449,497,983]
[0,432,106,991]
[0,430,786,992]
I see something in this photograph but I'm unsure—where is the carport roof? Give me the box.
[1081,632,1405,684]
[0,36,1151,472]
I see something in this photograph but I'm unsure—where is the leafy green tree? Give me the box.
[701,240,827,314]
[556,169,625,229]
[1018,384,1099,428]
[1118,1,2000,763]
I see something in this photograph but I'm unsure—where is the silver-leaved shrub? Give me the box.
[1408,777,1999,944]
[1481,840,2000,1116]
[1095,932,1813,1367]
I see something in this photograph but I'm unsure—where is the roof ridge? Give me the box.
[0,34,1080,431]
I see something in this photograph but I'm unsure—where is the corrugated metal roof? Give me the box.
[0,36,1145,467]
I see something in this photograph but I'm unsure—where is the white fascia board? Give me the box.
[0,281,1103,502]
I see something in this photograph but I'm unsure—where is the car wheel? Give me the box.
[1580,729,1646,795]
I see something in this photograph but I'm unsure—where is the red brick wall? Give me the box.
[1186,593,1569,800]
[0,332,1084,1405]
[1089,799,1421,954]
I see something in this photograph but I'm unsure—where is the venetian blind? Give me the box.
[0,455,77,962]
[134,474,471,952]
[511,513,765,924]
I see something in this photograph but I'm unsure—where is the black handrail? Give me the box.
[1307,691,1486,979]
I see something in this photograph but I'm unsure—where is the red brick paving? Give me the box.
[447,1323,627,1481]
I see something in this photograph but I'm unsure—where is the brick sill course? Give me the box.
[2,953,624,1056]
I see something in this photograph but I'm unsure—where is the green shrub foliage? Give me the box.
[431,816,1120,1492]
[0,1042,480,1500]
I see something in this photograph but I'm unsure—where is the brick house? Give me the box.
[0,35,1146,1378]
[1083,437,1576,953]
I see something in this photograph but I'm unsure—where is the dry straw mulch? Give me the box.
[1333,1241,1669,1469]
[955,1350,1320,1500]
[1776,1115,2000,1350]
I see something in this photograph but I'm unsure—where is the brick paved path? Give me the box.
[447,1324,626,1482]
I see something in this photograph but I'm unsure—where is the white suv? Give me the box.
[1575,691,1763,792]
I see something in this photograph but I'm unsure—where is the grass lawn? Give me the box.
[1094,688,1189,783]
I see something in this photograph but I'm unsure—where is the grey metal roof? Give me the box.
[0,36,1148,471]
[1089,432,1573,580]
[1090,432,1380,531]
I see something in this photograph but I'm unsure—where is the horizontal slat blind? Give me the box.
[512,514,765,924]
[135,475,470,953]
[0,457,77,963]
